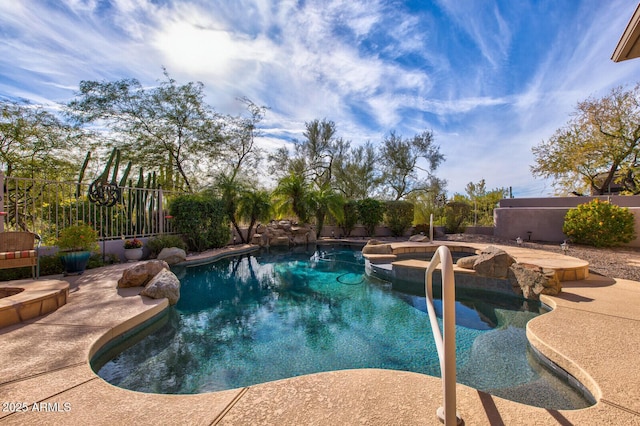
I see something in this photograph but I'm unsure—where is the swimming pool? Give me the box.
[93,245,592,409]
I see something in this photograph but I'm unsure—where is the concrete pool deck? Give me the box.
[1,242,639,425]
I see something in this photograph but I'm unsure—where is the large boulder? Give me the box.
[456,254,479,270]
[473,246,516,279]
[362,240,392,255]
[270,236,291,246]
[250,221,319,247]
[140,268,181,305]
[117,260,169,288]
[157,247,187,265]
[409,234,429,242]
[508,263,562,300]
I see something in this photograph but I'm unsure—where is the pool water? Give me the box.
[94,245,592,409]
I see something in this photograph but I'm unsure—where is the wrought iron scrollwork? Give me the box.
[87,180,121,207]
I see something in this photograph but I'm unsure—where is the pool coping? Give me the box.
[1,242,639,424]
[0,278,69,329]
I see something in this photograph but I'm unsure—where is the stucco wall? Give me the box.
[495,196,640,247]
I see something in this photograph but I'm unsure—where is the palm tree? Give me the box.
[238,189,272,242]
[310,184,344,238]
[213,173,246,242]
[272,173,313,223]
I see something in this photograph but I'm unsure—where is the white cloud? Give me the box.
[1,0,640,197]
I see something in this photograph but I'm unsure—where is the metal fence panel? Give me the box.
[0,173,182,245]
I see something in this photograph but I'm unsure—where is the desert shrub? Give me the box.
[170,194,231,252]
[356,198,385,236]
[146,234,187,258]
[444,201,471,234]
[563,199,635,247]
[384,200,415,237]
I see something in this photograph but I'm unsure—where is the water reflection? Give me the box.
[94,245,590,409]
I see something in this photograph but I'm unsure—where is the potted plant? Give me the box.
[123,238,144,262]
[56,223,99,275]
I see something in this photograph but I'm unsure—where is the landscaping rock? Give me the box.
[140,268,181,305]
[456,254,479,270]
[271,236,291,246]
[473,246,516,278]
[251,221,317,247]
[362,240,392,254]
[117,260,169,288]
[409,234,429,242]
[157,247,187,265]
[508,263,562,300]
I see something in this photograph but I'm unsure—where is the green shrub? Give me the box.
[356,198,385,236]
[0,266,35,281]
[563,199,636,247]
[170,193,231,252]
[444,201,471,234]
[146,234,187,258]
[384,200,415,237]
[40,254,64,275]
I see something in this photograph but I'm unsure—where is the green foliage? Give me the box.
[356,198,385,236]
[56,223,99,252]
[563,199,636,247]
[444,201,471,234]
[338,200,359,237]
[170,193,231,251]
[146,234,187,258]
[407,187,447,226]
[333,141,379,200]
[272,173,313,223]
[310,185,344,238]
[462,179,509,226]
[379,130,444,200]
[67,69,224,192]
[532,83,640,195]
[0,99,83,180]
[384,200,415,237]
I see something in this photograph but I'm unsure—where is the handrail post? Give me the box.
[425,245,462,425]
[429,213,434,242]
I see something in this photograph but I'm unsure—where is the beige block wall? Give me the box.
[494,206,640,247]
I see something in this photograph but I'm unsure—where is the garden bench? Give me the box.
[0,232,40,279]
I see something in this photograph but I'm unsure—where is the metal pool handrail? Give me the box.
[425,245,462,425]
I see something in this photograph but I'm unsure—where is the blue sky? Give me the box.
[1,0,640,197]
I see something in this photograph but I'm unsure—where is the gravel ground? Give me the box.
[438,233,640,282]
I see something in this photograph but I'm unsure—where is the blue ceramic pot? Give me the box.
[61,251,91,275]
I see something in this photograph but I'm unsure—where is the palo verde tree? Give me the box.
[532,83,640,195]
[378,130,445,200]
[268,118,340,187]
[463,179,509,226]
[333,140,379,200]
[0,99,83,179]
[215,97,267,183]
[67,69,224,192]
